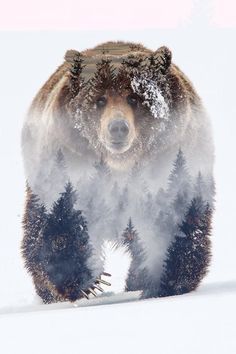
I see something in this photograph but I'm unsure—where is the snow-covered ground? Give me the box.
[0,27,236,353]
[0,285,236,354]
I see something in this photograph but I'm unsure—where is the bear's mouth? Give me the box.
[106,140,131,154]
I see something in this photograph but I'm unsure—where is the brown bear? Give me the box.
[21,41,214,303]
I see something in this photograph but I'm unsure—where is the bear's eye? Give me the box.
[96,96,107,108]
[127,94,138,107]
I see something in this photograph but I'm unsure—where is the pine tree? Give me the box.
[158,197,212,297]
[40,181,93,302]
[167,148,191,197]
[21,184,56,303]
[121,218,149,292]
[171,189,190,226]
[21,183,47,274]
[115,54,144,91]
[121,54,143,72]
[166,149,192,227]
[87,58,116,101]
[194,172,216,208]
[194,172,206,198]
[65,49,85,97]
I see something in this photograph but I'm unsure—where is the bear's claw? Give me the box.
[88,288,97,297]
[96,278,111,286]
[80,273,111,299]
[80,289,89,299]
[93,284,104,292]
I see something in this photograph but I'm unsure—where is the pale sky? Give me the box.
[0,0,235,30]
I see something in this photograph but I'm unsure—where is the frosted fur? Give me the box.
[131,74,169,122]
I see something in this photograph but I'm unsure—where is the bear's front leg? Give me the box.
[23,229,111,303]
[141,199,212,299]
[22,182,111,304]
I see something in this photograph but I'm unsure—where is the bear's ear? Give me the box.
[64,50,84,75]
[64,50,84,97]
[153,46,172,73]
[64,49,82,63]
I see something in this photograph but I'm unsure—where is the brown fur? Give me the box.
[22,41,214,302]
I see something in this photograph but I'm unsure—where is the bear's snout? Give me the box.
[108,119,129,142]
[99,96,136,154]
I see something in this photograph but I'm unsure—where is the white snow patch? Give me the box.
[131,74,169,120]
[0,282,236,354]
[102,240,131,294]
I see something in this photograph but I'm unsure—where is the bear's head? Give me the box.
[56,42,192,170]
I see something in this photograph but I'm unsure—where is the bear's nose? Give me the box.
[108,119,129,141]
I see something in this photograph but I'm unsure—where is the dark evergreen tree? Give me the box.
[65,49,85,98]
[87,58,116,101]
[21,183,55,303]
[21,183,47,274]
[158,197,212,297]
[166,149,192,229]
[39,181,93,302]
[121,218,149,292]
